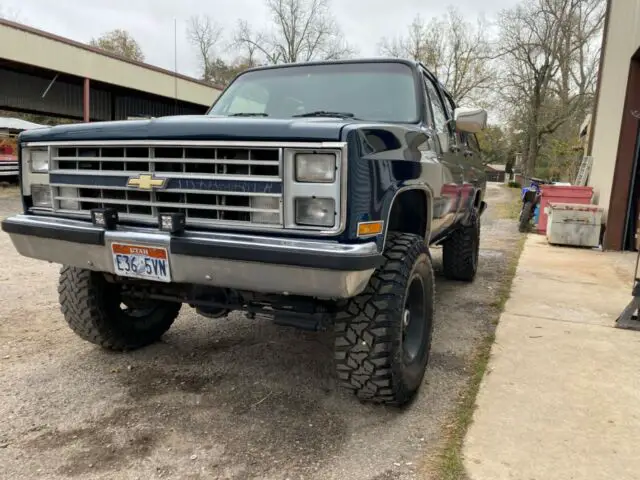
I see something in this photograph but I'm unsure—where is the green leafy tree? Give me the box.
[90,29,145,62]
[208,58,257,86]
[477,125,511,166]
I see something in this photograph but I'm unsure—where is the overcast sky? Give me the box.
[2,0,520,78]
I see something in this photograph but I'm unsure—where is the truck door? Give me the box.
[422,73,463,230]
[442,89,475,220]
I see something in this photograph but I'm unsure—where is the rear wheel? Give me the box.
[58,266,181,351]
[333,232,435,406]
[442,208,481,282]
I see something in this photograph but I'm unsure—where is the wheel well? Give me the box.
[387,189,428,238]
[473,190,482,209]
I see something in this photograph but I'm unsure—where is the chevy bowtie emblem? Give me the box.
[127,174,167,190]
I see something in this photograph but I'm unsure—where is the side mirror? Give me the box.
[454,107,488,133]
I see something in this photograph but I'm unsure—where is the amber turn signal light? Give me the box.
[357,221,384,237]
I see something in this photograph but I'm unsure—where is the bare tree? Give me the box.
[497,0,605,177]
[235,20,264,67]
[90,29,145,62]
[234,0,354,64]
[187,15,224,83]
[378,8,494,105]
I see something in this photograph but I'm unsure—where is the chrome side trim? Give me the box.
[382,185,434,250]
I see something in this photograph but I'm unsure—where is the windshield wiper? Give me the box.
[229,112,269,117]
[293,110,357,119]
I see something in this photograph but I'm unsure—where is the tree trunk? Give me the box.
[526,126,539,178]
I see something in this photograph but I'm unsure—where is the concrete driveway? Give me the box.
[0,183,520,480]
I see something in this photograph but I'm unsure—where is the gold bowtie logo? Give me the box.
[127,174,167,190]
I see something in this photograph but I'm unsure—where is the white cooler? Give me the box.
[546,202,603,248]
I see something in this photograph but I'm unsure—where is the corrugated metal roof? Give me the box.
[0,117,46,131]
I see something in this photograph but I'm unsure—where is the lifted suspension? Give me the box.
[107,276,335,331]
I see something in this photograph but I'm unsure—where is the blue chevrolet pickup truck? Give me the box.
[2,58,487,405]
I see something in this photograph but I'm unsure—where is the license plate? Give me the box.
[111,243,171,283]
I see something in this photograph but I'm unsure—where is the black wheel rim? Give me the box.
[105,284,160,326]
[402,274,427,365]
[119,299,157,318]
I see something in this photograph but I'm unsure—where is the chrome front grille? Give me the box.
[49,144,283,228]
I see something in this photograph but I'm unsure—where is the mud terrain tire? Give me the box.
[334,232,435,406]
[442,209,480,282]
[59,266,181,351]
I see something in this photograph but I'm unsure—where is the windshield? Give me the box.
[209,62,419,123]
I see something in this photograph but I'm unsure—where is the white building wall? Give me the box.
[589,0,640,217]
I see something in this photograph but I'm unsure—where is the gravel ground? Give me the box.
[0,183,520,480]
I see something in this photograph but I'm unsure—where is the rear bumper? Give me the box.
[2,214,383,299]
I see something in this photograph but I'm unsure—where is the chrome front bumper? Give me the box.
[2,214,382,299]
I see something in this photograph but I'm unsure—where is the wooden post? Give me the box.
[83,78,90,122]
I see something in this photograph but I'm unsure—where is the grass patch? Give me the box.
[491,235,526,311]
[434,235,526,480]
[495,188,522,220]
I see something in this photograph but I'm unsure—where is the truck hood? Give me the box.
[19,115,353,143]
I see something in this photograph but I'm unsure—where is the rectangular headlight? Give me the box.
[31,184,52,208]
[250,196,280,224]
[295,197,335,227]
[29,148,49,173]
[58,187,80,210]
[295,153,336,183]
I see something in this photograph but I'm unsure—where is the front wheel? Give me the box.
[333,232,435,406]
[58,266,182,351]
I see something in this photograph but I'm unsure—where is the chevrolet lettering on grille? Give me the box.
[127,174,167,190]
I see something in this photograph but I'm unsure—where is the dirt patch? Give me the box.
[0,185,19,199]
[0,183,523,480]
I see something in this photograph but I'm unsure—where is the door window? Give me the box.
[442,90,455,122]
[424,76,450,151]
[468,133,481,155]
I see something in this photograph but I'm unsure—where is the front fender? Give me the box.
[342,125,435,251]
